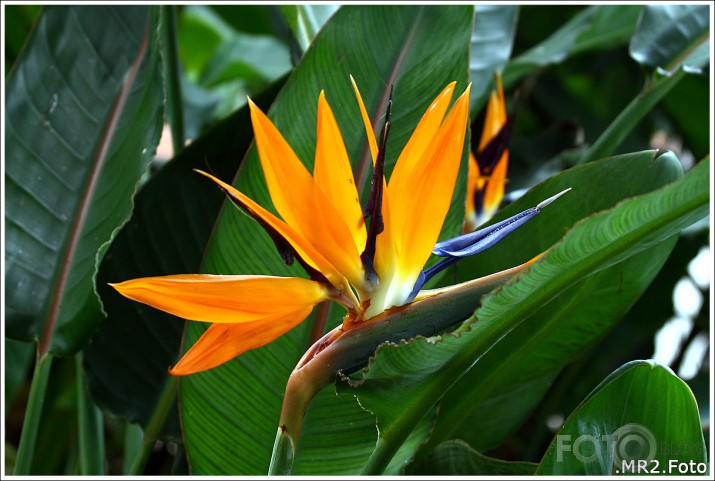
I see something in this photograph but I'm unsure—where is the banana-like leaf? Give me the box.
[537,360,706,475]
[178,5,473,474]
[5,5,164,356]
[347,155,708,474]
[84,81,284,436]
[629,5,710,73]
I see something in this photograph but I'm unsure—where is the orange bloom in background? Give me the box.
[464,73,511,233]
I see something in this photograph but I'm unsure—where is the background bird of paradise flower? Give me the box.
[3,4,711,476]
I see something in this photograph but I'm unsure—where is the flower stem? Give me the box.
[13,353,53,475]
[126,376,178,475]
[76,353,106,474]
[122,423,144,475]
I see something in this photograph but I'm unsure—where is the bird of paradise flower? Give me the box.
[111,77,566,378]
[464,73,513,232]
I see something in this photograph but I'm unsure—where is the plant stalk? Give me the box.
[13,353,53,475]
[126,376,178,475]
[76,353,106,474]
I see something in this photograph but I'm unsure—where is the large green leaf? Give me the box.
[5,5,164,356]
[178,5,473,475]
[629,5,710,73]
[469,5,518,111]
[537,360,706,475]
[346,155,709,474]
[85,82,284,436]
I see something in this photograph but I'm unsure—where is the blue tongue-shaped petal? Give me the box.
[407,188,571,301]
[433,207,539,257]
[433,188,572,257]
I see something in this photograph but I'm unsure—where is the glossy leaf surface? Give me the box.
[537,360,706,475]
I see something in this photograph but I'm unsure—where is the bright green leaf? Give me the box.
[537,361,706,475]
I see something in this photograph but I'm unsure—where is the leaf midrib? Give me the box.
[37,16,151,356]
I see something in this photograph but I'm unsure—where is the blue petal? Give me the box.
[433,207,539,257]
[409,188,571,297]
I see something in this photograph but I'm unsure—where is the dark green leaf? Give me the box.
[469,5,518,111]
[537,361,706,475]
[3,5,42,71]
[629,5,710,73]
[571,5,642,54]
[504,6,643,89]
[179,5,473,475]
[4,339,35,404]
[85,82,284,437]
[503,6,593,87]
[5,5,164,356]
[414,440,536,475]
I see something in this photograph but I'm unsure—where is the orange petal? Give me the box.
[111,274,330,324]
[481,149,509,222]
[464,152,482,232]
[314,91,367,252]
[194,170,351,294]
[248,99,365,288]
[478,74,506,151]
[391,82,456,178]
[382,85,471,304]
[373,83,457,286]
[350,75,379,163]
[169,307,317,376]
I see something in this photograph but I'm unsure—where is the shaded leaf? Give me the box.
[4,339,35,404]
[469,5,518,111]
[537,361,706,475]
[5,5,164,356]
[504,6,643,88]
[629,5,710,73]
